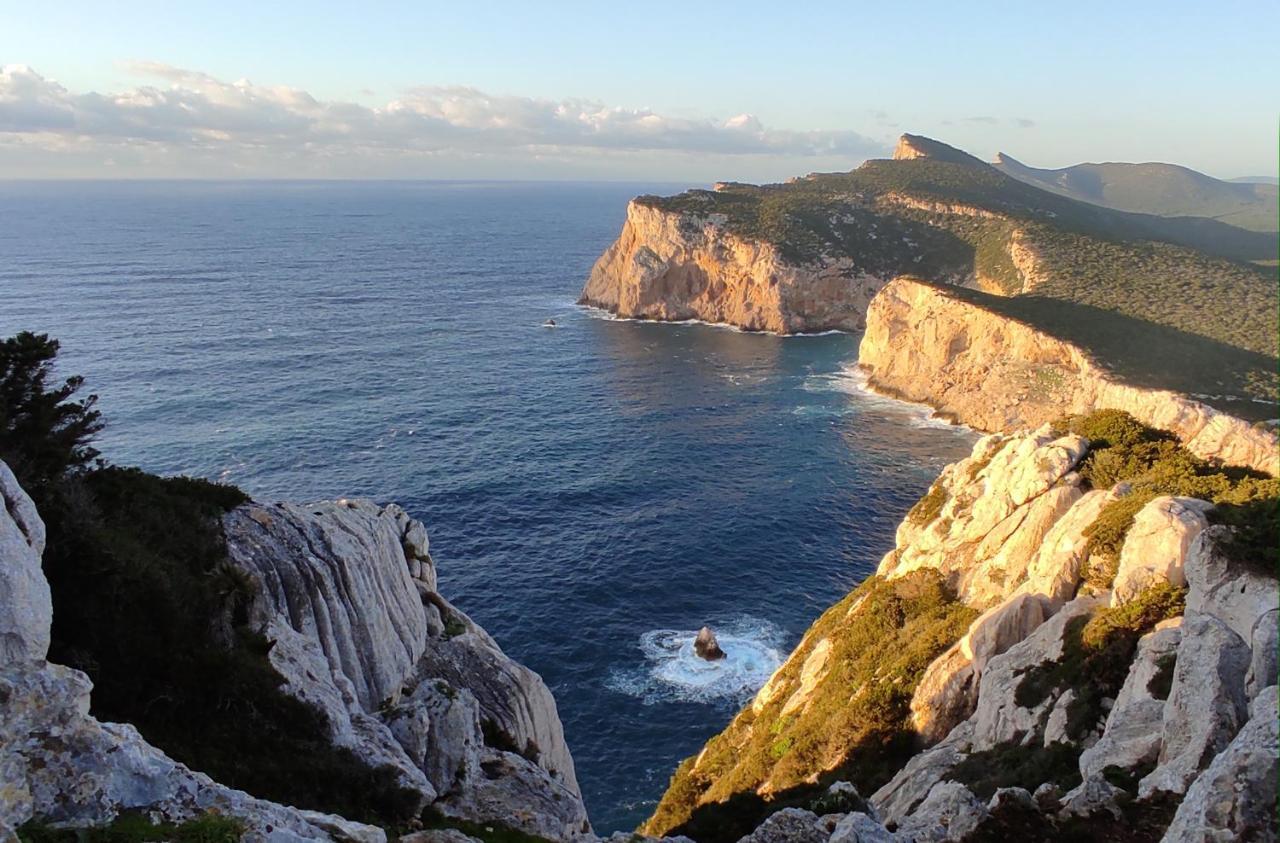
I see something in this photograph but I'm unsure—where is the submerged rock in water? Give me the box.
[695,626,726,661]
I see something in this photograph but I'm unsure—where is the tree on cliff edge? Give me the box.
[0,331,104,494]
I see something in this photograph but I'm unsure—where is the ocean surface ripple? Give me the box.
[0,181,977,832]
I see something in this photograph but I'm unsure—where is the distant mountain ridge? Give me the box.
[993,152,1279,232]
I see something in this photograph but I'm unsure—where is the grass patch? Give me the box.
[18,812,244,843]
[908,481,949,526]
[642,571,977,841]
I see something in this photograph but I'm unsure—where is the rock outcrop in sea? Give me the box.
[0,461,591,842]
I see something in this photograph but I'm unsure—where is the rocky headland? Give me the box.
[858,276,1280,477]
[0,461,593,842]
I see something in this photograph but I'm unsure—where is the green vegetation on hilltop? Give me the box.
[993,154,1280,233]
[1051,410,1280,583]
[643,571,977,841]
[1,334,421,827]
[638,143,1279,410]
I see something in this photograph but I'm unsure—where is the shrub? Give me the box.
[0,331,104,496]
[950,741,1083,799]
[908,481,949,526]
[1054,410,1280,580]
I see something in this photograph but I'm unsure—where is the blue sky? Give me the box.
[1,0,1276,180]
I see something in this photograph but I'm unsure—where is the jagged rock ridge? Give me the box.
[0,462,592,842]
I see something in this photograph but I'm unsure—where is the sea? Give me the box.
[0,180,977,832]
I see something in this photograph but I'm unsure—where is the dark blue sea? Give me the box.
[0,181,976,832]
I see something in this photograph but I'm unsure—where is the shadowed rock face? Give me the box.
[695,626,726,661]
[223,498,589,840]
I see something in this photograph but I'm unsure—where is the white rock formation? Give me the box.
[1078,621,1181,779]
[1162,684,1280,842]
[1138,614,1251,797]
[222,499,588,839]
[859,277,1280,476]
[0,461,385,842]
[0,461,51,664]
[579,200,890,333]
[1111,496,1212,606]
[1185,525,1280,700]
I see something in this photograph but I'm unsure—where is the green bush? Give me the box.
[0,331,104,496]
[1053,410,1280,581]
[950,741,1083,799]
[908,482,949,526]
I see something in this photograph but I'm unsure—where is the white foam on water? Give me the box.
[802,366,972,433]
[577,304,850,338]
[606,618,786,705]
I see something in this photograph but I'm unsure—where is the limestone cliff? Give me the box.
[858,276,1280,476]
[579,200,889,333]
[644,418,1278,842]
[0,463,591,842]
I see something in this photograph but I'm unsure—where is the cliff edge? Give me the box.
[858,276,1279,476]
[578,200,887,333]
[0,461,591,842]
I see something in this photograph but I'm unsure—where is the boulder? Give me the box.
[432,749,590,842]
[1161,684,1280,842]
[970,596,1102,751]
[828,812,893,843]
[734,808,829,843]
[0,461,51,665]
[1184,526,1280,699]
[986,787,1036,813]
[694,626,726,661]
[1110,497,1212,607]
[1079,622,1182,779]
[1058,774,1123,820]
[891,782,988,842]
[871,722,973,825]
[1139,614,1250,797]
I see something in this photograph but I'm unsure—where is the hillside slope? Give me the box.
[993,153,1279,233]
[582,134,1278,412]
[643,412,1279,842]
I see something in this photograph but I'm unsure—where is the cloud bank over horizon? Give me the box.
[0,63,890,180]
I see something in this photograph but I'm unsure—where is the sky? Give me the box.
[1,0,1276,181]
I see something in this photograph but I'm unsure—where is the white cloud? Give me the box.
[0,63,889,178]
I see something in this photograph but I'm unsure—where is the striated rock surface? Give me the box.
[579,200,889,333]
[0,461,385,842]
[223,498,587,839]
[858,276,1280,475]
[1162,684,1280,842]
[1,459,591,842]
[0,461,51,665]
